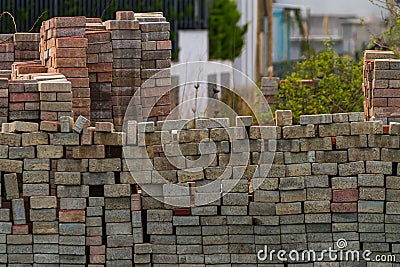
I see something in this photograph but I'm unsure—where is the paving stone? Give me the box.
[11,199,26,224]
[300,114,332,125]
[338,161,365,176]
[55,172,81,185]
[350,121,383,135]
[275,110,292,126]
[4,173,19,200]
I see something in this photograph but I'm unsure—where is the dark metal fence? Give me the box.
[0,0,211,58]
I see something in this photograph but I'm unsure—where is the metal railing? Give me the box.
[0,0,211,58]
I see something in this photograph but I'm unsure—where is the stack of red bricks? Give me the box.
[0,34,14,70]
[363,50,400,123]
[0,78,8,127]
[85,28,113,123]
[106,11,141,130]
[14,33,40,62]
[11,61,47,80]
[8,80,40,122]
[137,13,172,122]
[40,16,90,120]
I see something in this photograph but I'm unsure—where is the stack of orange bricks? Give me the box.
[40,16,90,120]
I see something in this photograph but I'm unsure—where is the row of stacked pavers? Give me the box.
[0,74,72,126]
[0,118,134,266]
[107,11,142,131]
[0,110,400,265]
[137,12,172,123]
[86,20,113,124]
[136,112,400,266]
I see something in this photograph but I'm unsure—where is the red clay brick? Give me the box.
[374,89,400,98]
[87,54,99,64]
[54,48,87,58]
[56,37,88,48]
[331,202,357,213]
[9,103,24,111]
[372,97,388,107]
[333,189,359,202]
[388,98,400,107]
[57,67,88,78]
[52,16,86,28]
[9,93,39,102]
[373,107,400,117]
[68,77,90,88]
[72,145,105,159]
[85,31,111,43]
[97,72,112,82]
[87,63,112,73]
[14,50,39,59]
[73,98,91,108]
[89,254,105,264]
[54,58,87,68]
[157,40,172,50]
[40,111,58,121]
[383,125,390,134]
[174,208,191,216]
[0,43,14,53]
[72,88,90,98]
[90,245,105,255]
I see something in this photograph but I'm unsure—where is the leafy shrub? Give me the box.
[277,42,363,123]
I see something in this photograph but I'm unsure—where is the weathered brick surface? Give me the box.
[2,20,400,267]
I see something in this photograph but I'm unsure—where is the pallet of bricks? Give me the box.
[40,16,90,120]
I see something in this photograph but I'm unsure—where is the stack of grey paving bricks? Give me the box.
[106,11,142,131]
[0,110,399,265]
[136,12,172,122]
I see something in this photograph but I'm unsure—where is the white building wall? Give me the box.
[233,0,258,83]
[178,29,209,63]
